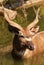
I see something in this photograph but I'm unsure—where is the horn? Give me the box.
[26,7,40,36]
[0,6,25,33]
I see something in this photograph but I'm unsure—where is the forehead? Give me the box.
[20,35,31,42]
[19,30,30,38]
[19,33,31,42]
[24,28,30,36]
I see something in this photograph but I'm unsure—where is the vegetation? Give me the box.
[0,4,44,65]
[0,5,44,47]
[0,15,13,47]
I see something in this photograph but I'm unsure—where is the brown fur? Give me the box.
[23,31,44,59]
[0,31,44,59]
[0,6,44,59]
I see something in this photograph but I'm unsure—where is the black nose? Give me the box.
[26,41,34,50]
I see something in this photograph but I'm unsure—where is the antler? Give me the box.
[4,11,24,31]
[0,6,24,33]
[27,7,40,36]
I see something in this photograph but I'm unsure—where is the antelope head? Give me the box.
[0,6,40,51]
[12,7,40,51]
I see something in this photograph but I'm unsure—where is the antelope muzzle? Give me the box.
[26,41,34,50]
[20,36,35,51]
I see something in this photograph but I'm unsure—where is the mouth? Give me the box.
[19,36,35,51]
[26,41,35,51]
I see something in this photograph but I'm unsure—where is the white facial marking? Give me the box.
[25,37,32,41]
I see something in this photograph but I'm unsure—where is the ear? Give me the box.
[27,7,40,36]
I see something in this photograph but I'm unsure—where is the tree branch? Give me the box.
[16,0,44,10]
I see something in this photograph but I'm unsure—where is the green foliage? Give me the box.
[0,5,44,65]
[40,6,44,16]
[0,16,13,47]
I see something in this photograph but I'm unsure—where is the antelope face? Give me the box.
[18,31,34,50]
[3,6,40,51]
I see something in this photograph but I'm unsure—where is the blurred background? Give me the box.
[0,0,44,65]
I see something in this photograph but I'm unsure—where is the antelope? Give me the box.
[0,6,44,59]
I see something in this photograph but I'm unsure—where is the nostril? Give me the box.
[26,41,35,51]
[28,44,34,50]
